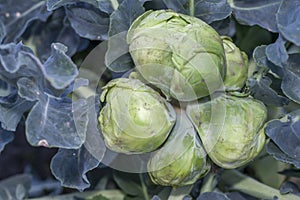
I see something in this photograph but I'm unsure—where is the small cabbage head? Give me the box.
[148,113,210,186]
[186,95,267,169]
[127,10,226,101]
[222,36,248,91]
[98,78,176,154]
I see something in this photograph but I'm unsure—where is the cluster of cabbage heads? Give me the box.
[98,10,267,186]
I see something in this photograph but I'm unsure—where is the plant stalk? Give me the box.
[189,0,195,17]
[200,173,219,194]
[139,173,150,200]
[220,170,300,200]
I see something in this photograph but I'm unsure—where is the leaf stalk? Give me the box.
[220,170,300,200]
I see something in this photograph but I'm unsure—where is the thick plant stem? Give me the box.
[200,173,219,194]
[110,0,119,10]
[189,0,195,17]
[220,170,300,200]
[139,173,150,200]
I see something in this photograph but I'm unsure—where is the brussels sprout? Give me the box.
[148,113,210,186]
[186,95,267,169]
[127,10,226,101]
[222,36,249,91]
[98,78,176,154]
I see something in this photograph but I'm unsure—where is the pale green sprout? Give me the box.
[127,10,226,101]
[148,113,210,186]
[187,95,267,169]
[98,78,176,154]
[222,36,249,91]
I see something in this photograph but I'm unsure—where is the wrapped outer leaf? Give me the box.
[222,36,249,91]
[127,10,226,101]
[148,112,210,186]
[98,78,176,154]
[187,95,267,169]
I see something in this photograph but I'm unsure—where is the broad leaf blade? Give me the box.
[247,64,289,120]
[162,0,231,24]
[0,174,31,200]
[210,17,235,37]
[25,190,125,200]
[81,95,106,163]
[61,78,90,97]
[228,0,281,32]
[253,45,284,78]
[168,185,193,200]
[65,4,109,40]
[266,110,300,168]
[43,43,79,90]
[25,97,88,149]
[0,42,37,74]
[0,78,12,97]
[0,42,44,131]
[108,0,145,36]
[0,91,34,131]
[0,42,46,90]
[278,169,300,178]
[29,9,89,62]
[98,0,149,14]
[105,0,145,72]
[113,171,144,197]
[281,54,300,104]
[248,76,289,106]
[267,141,300,168]
[47,0,99,11]
[0,20,6,43]
[253,45,270,67]
[162,0,188,15]
[17,77,40,101]
[0,0,51,43]
[98,0,119,14]
[0,125,14,153]
[248,154,289,189]
[280,181,300,196]
[50,95,104,190]
[276,0,300,46]
[105,31,134,73]
[197,192,230,200]
[50,145,100,191]
[226,192,254,200]
[194,0,231,24]
[266,35,288,68]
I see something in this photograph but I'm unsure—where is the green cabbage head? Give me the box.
[187,94,267,169]
[222,36,249,91]
[148,113,210,186]
[127,10,226,101]
[98,78,176,154]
